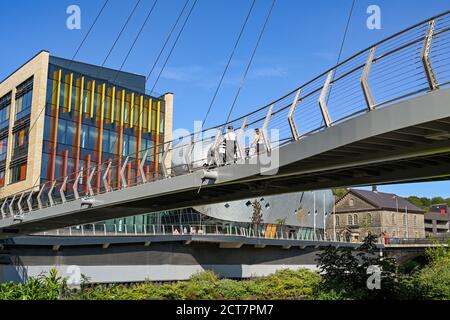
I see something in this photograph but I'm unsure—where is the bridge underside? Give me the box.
[1,89,450,238]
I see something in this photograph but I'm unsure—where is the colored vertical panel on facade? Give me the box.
[75,76,85,177]
[97,84,106,190]
[147,98,152,133]
[90,80,96,118]
[68,73,73,113]
[130,92,135,129]
[110,86,116,123]
[155,101,161,176]
[51,69,62,182]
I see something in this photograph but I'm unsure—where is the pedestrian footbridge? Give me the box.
[1,12,450,238]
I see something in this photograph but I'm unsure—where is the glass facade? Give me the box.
[41,65,166,194]
[8,77,33,185]
[0,93,11,130]
[15,77,33,122]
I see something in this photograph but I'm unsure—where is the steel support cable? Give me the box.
[101,0,142,66]
[27,0,110,136]
[224,0,277,123]
[57,12,450,184]
[111,0,159,83]
[201,0,257,126]
[14,0,110,198]
[325,0,356,107]
[149,0,198,95]
[145,0,191,85]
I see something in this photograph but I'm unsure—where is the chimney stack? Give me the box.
[372,185,378,192]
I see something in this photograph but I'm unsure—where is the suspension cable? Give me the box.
[149,0,198,94]
[111,0,159,83]
[28,0,110,136]
[201,0,257,126]
[101,0,142,67]
[145,0,191,85]
[225,0,277,123]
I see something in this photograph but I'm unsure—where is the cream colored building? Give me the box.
[327,188,425,242]
[0,51,173,201]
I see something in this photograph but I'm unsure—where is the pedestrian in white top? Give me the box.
[223,125,237,163]
[251,128,264,155]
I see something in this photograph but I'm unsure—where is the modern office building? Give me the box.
[0,50,173,201]
[424,204,450,236]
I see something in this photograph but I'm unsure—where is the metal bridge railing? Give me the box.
[34,223,356,243]
[1,11,450,222]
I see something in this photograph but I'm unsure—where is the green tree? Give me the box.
[332,188,348,199]
[250,200,263,227]
[316,234,399,299]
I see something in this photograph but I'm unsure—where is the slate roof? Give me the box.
[345,189,425,213]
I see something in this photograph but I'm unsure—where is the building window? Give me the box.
[0,93,11,130]
[413,215,417,227]
[10,162,27,183]
[15,77,33,121]
[0,169,5,187]
[0,137,8,162]
[349,198,354,207]
[336,215,340,226]
[353,214,358,225]
[367,213,372,225]
[403,214,407,227]
[348,214,353,225]
[12,127,29,158]
[392,213,395,225]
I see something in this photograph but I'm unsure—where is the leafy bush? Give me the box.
[0,269,65,300]
[399,243,450,300]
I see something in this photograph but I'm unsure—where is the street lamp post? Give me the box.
[313,191,316,241]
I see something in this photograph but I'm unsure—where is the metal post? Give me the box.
[37,183,46,209]
[17,192,25,215]
[8,194,16,216]
[120,157,129,188]
[333,201,336,242]
[318,71,333,127]
[102,161,112,192]
[313,191,316,241]
[261,105,274,153]
[27,190,34,212]
[48,181,56,207]
[361,47,376,110]
[236,117,247,162]
[161,143,172,178]
[60,176,68,203]
[323,193,326,241]
[421,20,439,91]
[139,151,149,183]
[288,89,301,141]
[73,169,83,200]
[185,136,194,172]
[1,198,7,218]
[405,205,409,239]
[213,127,224,166]
[87,168,96,196]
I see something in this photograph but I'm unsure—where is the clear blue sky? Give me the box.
[1,0,449,198]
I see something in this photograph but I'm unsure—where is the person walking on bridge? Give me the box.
[251,128,264,156]
[223,125,237,164]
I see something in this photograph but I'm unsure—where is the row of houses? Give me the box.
[326,187,450,242]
